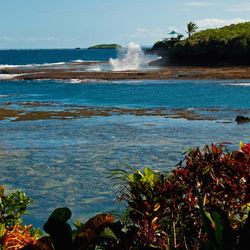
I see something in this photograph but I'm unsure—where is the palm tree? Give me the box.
[187,22,198,37]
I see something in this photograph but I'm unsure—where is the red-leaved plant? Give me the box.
[115,143,250,249]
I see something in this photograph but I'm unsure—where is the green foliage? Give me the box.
[177,34,184,40]
[113,143,250,249]
[41,209,118,250]
[127,167,159,187]
[186,21,198,37]
[0,187,32,227]
[1,142,250,249]
[150,21,250,65]
[43,207,73,250]
[185,22,250,46]
[174,22,250,63]
[199,198,250,250]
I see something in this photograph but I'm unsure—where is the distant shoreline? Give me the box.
[2,65,250,81]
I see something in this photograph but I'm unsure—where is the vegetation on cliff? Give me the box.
[0,142,249,249]
[150,22,250,65]
[88,44,122,49]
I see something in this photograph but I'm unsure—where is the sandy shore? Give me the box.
[2,64,250,81]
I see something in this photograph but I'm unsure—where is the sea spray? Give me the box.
[109,42,145,71]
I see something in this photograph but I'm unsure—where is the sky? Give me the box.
[0,0,250,49]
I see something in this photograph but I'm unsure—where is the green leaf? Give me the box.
[99,227,117,240]
[74,219,82,229]
[0,224,6,237]
[204,211,215,228]
[127,172,142,183]
[43,208,73,250]
[211,211,223,245]
[142,167,157,186]
[48,207,72,223]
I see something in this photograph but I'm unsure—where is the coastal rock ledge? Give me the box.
[235,115,250,123]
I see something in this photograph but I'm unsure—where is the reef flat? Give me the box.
[2,65,250,81]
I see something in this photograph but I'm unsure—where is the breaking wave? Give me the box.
[109,42,145,71]
[223,82,250,87]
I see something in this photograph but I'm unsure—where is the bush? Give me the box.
[0,142,249,249]
[113,143,250,249]
[0,187,31,227]
[0,187,40,249]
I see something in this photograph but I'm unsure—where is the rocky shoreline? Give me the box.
[2,64,250,81]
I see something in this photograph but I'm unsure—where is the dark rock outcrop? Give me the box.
[235,115,250,123]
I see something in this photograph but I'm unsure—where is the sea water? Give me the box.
[0,49,250,228]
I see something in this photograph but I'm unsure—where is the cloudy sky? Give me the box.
[0,0,249,49]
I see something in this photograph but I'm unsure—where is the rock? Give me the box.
[235,115,250,123]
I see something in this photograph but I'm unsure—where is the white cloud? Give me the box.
[195,18,248,30]
[226,3,250,12]
[25,37,56,42]
[0,36,15,41]
[185,1,214,7]
[167,26,180,33]
[122,26,181,41]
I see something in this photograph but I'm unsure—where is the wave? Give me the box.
[71,60,100,63]
[0,62,67,69]
[109,42,144,71]
[71,60,85,63]
[67,79,109,84]
[223,82,250,87]
[0,60,104,70]
[0,74,23,80]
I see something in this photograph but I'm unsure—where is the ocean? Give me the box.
[0,49,250,228]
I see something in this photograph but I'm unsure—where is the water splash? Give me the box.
[109,42,144,71]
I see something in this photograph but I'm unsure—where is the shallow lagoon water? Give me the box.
[0,78,250,227]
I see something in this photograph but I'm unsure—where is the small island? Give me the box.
[88,44,122,49]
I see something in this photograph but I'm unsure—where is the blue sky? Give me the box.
[0,0,250,49]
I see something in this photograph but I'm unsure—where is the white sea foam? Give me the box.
[72,60,85,63]
[0,74,21,80]
[223,82,250,87]
[68,79,85,84]
[68,79,108,84]
[88,66,102,72]
[0,64,19,69]
[0,62,66,69]
[41,62,65,66]
[71,60,99,63]
[109,42,145,71]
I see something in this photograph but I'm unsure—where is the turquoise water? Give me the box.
[0,49,250,228]
[1,79,250,109]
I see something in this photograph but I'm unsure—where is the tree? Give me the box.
[187,22,198,37]
[177,33,184,40]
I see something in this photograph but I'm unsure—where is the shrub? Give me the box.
[114,143,250,249]
[0,142,249,249]
[0,187,31,227]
